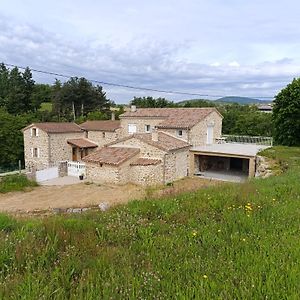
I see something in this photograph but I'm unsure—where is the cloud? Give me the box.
[0,15,299,103]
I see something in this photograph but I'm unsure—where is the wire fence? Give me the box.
[221,135,273,146]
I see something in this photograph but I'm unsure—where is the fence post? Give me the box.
[18,160,21,174]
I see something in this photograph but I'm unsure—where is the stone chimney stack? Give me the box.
[111,112,115,121]
[131,105,137,112]
[152,129,159,141]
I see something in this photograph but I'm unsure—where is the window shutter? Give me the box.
[31,148,34,157]
[30,128,33,137]
[37,148,40,158]
[36,128,39,137]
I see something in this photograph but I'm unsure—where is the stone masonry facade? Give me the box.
[23,108,226,185]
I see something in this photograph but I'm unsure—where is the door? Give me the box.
[207,125,214,144]
[72,147,77,161]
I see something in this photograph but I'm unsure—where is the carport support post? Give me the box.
[189,152,195,176]
[249,158,255,177]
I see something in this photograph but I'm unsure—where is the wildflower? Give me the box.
[217,229,221,232]
[272,198,276,201]
[192,230,197,237]
[242,238,246,242]
[203,275,208,279]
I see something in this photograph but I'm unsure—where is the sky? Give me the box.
[0,0,299,103]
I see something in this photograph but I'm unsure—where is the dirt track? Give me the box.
[0,177,219,214]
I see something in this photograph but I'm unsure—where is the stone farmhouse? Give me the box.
[23,106,269,185]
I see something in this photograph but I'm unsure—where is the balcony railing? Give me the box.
[218,135,273,146]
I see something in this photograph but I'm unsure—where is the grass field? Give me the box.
[0,174,38,193]
[0,146,300,299]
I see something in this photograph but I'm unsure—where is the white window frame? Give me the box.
[128,124,137,134]
[30,127,39,137]
[145,124,151,133]
[31,147,40,158]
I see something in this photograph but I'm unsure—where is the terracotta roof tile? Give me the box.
[80,120,121,132]
[23,122,82,133]
[120,108,221,129]
[83,147,139,166]
[67,138,98,148]
[134,132,190,151]
[130,158,161,166]
[107,132,190,152]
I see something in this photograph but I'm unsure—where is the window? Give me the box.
[177,130,183,137]
[145,125,151,133]
[128,124,137,134]
[102,132,106,138]
[31,148,39,158]
[31,128,39,137]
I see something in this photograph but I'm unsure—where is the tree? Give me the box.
[52,77,111,120]
[130,96,174,108]
[0,64,35,114]
[0,108,35,171]
[31,83,52,111]
[273,78,300,146]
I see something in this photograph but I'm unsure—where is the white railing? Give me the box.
[220,135,273,146]
[67,161,86,177]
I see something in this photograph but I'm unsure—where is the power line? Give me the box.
[3,62,275,99]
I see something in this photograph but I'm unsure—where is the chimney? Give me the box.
[131,105,137,112]
[152,129,159,142]
[111,112,115,121]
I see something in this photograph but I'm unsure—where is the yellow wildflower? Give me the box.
[203,275,208,279]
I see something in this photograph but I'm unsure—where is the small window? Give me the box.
[102,132,106,138]
[31,128,38,137]
[145,125,151,133]
[177,130,183,137]
[32,148,39,158]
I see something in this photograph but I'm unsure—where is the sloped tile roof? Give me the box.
[67,138,98,148]
[83,147,140,166]
[23,122,82,133]
[107,132,190,152]
[80,120,121,132]
[130,158,161,166]
[120,108,221,129]
[134,132,190,151]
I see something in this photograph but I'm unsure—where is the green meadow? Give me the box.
[0,146,300,299]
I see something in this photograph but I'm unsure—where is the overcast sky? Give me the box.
[1,0,299,103]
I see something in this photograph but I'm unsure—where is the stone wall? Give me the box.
[255,155,273,178]
[165,149,189,183]
[130,163,164,185]
[159,129,188,141]
[119,118,165,137]
[87,128,121,147]
[110,138,166,160]
[23,127,50,171]
[85,162,120,184]
[49,132,85,164]
[189,111,222,147]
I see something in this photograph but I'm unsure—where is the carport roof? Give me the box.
[191,143,269,158]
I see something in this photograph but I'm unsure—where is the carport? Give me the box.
[189,143,268,182]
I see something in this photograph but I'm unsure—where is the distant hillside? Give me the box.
[216,96,272,105]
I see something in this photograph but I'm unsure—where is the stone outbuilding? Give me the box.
[83,131,191,185]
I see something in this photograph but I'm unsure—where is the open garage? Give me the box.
[190,143,268,182]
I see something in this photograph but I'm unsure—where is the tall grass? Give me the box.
[0,174,38,193]
[0,147,300,299]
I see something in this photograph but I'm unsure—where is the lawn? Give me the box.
[0,146,300,299]
[0,174,38,193]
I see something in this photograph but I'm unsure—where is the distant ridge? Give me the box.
[215,96,272,104]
